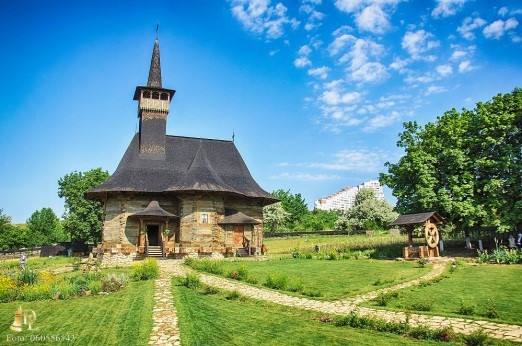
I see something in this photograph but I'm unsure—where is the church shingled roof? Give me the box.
[85,135,277,204]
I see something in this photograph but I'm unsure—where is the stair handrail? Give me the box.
[161,233,165,258]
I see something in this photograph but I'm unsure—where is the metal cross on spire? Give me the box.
[156,23,159,39]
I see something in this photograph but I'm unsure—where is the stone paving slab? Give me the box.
[148,265,181,346]
[158,259,522,343]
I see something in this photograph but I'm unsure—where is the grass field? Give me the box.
[365,263,522,325]
[264,234,423,255]
[0,256,75,271]
[172,278,454,346]
[0,280,154,345]
[188,258,431,300]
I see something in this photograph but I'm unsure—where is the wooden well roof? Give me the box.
[390,212,443,226]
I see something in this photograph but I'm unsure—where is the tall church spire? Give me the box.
[147,39,162,88]
[133,36,175,160]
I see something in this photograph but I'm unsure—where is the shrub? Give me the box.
[201,285,219,295]
[458,301,476,315]
[410,299,433,312]
[20,284,52,301]
[226,265,249,281]
[225,290,242,300]
[433,327,457,342]
[408,326,434,340]
[291,248,301,259]
[463,329,490,346]
[87,280,102,295]
[182,273,201,289]
[476,250,490,264]
[0,276,17,302]
[301,290,323,298]
[484,298,499,319]
[264,274,288,290]
[417,258,429,268]
[17,269,38,286]
[327,250,338,260]
[288,279,304,293]
[102,273,128,292]
[374,292,398,307]
[246,277,258,285]
[131,258,159,281]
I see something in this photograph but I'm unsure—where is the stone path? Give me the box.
[155,259,522,343]
[148,265,182,346]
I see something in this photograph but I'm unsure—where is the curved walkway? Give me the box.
[154,259,522,343]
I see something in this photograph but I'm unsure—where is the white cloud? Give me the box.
[231,0,299,39]
[450,50,466,60]
[402,30,440,59]
[355,4,390,34]
[298,45,312,55]
[334,37,389,83]
[329,33,355,55]
[498,7,509,17]
[321,90,361,105]
[310,149,386,172]
[294,56,312,68]
[334,0,404,34]
[269,172,340,181]
[308,66,330,79]
[436,64,453,76]
[483,18,519,39]
[458,60,475,73]
[457,17,487,40]
[300,0,325,32]
[426,85,448,95]
[363,111,401,132]
[389,57,410,73]
[432,0,467,18]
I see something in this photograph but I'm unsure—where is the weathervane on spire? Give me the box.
[232,128,235,142]
[156,22,159,39]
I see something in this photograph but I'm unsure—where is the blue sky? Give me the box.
[0,0,521,223]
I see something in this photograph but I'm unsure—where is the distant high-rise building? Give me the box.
[314,180,385,211]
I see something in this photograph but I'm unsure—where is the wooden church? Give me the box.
[86,38,276,265]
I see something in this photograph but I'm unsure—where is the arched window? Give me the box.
[143,90,151,98]
[160,93,168,100]
[152,92,159,99]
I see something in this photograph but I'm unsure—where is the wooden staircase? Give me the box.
[236,247,250,257]
[147,246,163,257]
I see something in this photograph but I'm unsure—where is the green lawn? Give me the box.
[172,278,452,346]
[264,234,423,255]
[0,256,75,271]
[0,280,154,345]
[366,263,522,325]
[192,258,431,300]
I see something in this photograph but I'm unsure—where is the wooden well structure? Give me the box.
[390,212,444,259]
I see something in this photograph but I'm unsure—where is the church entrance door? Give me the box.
[146,225,160,246]
[233,226,244,246]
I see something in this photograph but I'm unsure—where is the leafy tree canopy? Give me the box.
[380,88,522,233]
[335,188,397,232]
[262,202,290,233]
[271,189,309,226]
[0,209,31,250]
[58,168,109,243]
[27,207,69,245]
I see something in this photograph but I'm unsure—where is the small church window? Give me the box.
[152,92,159,99]
[143,90,151,98]
[160,93,168,100]
[201,213,209,224]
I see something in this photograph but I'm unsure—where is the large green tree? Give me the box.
[262,202,290,233]
[271,189,309,227]
[58,168,109,243]
[27,207,69,245]
[380,88,522,233]
[0,209,31,250]
[335,188,397,232]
